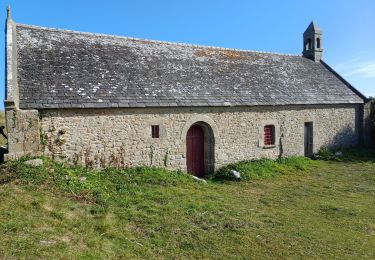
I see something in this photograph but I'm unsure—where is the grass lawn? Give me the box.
[0,151,374,259]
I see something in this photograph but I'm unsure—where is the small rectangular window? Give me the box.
[264,125,275,145]
[152,125,159,138]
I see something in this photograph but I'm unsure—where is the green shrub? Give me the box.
[212,156,314,181]
[313,147,336,161]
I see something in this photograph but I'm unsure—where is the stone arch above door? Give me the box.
[180,115,219,143]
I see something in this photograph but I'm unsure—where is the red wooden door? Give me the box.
[186,124,205,177]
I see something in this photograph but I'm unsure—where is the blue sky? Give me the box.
[1,0,374,109]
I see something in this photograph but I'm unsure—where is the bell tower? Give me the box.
[302,21,323,62]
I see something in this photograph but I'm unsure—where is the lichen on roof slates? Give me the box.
[15,23,364,109]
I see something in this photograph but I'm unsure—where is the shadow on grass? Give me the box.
[313,146,375,163]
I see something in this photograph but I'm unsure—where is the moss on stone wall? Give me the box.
[39,105,360,170]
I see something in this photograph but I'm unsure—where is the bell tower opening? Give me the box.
[305,38,312,51]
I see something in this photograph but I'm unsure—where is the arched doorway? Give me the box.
[186,122,215,177]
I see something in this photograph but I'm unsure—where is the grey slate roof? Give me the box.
[15,23,365,109]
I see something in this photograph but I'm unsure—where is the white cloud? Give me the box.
[343,63,375,78]
[334,60,375,79]
[332,56,375,98]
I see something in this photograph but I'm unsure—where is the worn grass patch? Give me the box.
[0,152,375,259]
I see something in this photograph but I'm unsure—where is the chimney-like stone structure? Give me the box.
[4,6,41,161]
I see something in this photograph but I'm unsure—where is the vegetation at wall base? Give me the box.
[313,146,375,161]
[212,156,314,181]
[0,149,375,259]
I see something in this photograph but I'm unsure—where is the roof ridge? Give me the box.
[15,22,301,57]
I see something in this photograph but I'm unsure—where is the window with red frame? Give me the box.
[151,125,159,138]
[264,125,275,145]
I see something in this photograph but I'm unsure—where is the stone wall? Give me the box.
[5,107,41,160]
[365,100,375,146]
[40,104,360,171]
